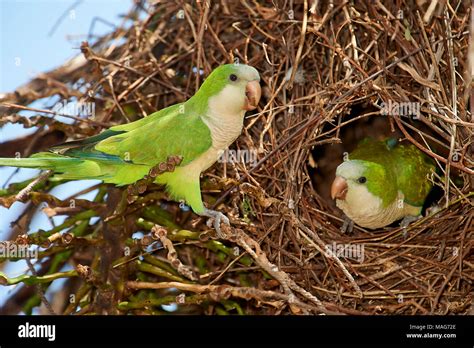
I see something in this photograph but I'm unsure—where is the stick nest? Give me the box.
[0,0,472,315]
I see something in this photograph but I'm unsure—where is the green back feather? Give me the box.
[95,106,212,168]
[350,138,435,207]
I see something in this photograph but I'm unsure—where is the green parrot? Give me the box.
[331,138,435,229]
[0,64,262,237]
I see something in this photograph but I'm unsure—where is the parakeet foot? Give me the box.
[400,215,420,228]
[340,217,354,234]
[426,205,442,216]
[201,208,230,238]
[401,215,420,237]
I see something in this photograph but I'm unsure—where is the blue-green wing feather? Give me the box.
[95,106,212,167]
[33,103,212,185]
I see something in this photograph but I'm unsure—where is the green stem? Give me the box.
[28,210,96,243]
[0,270,77,286]
[118,293,208,310]
[136,261,189,282]
[0,177,64,197]
[142,254,180,276]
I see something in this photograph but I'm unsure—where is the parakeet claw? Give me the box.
[340,217,354,234]
[201,208,230,238]
[400,215,420,237]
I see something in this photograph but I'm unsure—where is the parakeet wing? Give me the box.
[55,103,212,168]
[392,144,434,206]
[50,105,178,154]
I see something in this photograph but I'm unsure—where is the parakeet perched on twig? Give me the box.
[0,64,262,237]
[331,138,435,229]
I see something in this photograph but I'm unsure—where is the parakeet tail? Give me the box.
[0,152,101,179]
[0,152,78,169]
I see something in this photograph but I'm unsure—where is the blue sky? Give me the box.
[0,0,133,308]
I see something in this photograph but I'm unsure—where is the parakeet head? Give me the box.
[192,64,261,115]
[331,159,397,209]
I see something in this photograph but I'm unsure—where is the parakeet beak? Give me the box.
[331,176,348,200]
[244,80,261,111]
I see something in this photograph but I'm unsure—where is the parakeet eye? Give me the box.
[229,74,238,81]
[357,176,367,184]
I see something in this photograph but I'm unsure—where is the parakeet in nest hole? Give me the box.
[331,138,435,229]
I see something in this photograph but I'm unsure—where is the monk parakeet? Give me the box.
[0,64,262,237]
[331,138,435,229]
